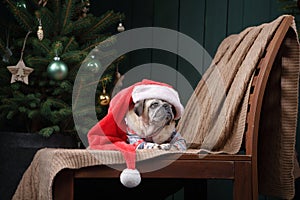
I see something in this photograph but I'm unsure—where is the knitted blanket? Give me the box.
[12,15,300,200]
[12,148,193,200]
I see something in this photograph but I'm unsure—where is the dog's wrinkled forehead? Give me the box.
[145,99,171,108]
[133,98,176,117]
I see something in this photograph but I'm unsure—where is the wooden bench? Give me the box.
[53,15,296,200]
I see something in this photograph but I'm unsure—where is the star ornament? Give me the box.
[7,59,34,85]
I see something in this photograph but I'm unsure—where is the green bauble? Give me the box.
[47,56,68,80]
[83,55,102,73]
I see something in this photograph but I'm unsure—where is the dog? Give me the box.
[124,98,186,151]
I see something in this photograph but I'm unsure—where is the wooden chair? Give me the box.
[53,16,296,200]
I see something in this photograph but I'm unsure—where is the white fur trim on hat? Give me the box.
[132,84,184,119]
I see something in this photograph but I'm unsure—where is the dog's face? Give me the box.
[125,99,176,144]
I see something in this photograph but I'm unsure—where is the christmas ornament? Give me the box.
[112,64,125,97]
[2,30,13,63]
[16,0,26,8]
[38,0,48,7]
[7,59,34,85]
[7,31,34,85]
[37,18,44,41]
[47,56,68,80]
[81,0,90,18]
[117,22,125,32]
[83,55,101,73]
[99,87,110,106]
[3,46,13,63]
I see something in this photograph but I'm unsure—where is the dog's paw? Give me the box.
[159,143,171,150]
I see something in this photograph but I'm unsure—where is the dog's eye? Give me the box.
[150,102,159,108]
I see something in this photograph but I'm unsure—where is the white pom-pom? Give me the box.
[120,168,141,188]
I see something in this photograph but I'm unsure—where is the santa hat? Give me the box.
[87,79,184,188]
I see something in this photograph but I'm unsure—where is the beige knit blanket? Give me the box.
[12,15,300,200]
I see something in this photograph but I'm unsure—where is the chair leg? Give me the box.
[233,161,252,200]
[184,179,207,200]
[53,169,74,200]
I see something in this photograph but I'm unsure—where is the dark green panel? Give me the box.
[127,0,154,80]
[130,0,154,28]
[204,0,228,56]
[179,0,206,45]
[151,0,179,86]
[177,0,206,104]
[153,0,179,29]
[270,0,285,20]
[227,0,244,35]
[243,0,271,27]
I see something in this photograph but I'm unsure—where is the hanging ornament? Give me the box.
[112,63,125,97]
[2,30,13,63]
[117,22,125,32]
[99,88,111,106]
[7,31,34,85]
[16,0,26,8]
[83,54,102,73]
[47,56,68,80]
[38,0,48,7]
[37,18,44,41]
[81,0,90,18]
[98,81,110,106]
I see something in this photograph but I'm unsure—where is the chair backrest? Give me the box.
[244,15,294,157]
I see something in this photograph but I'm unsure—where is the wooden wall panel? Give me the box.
[177,0,206,105]
[204,0,228,56]
[227,0,244,35]
[151,0,179,87]
[243,0,271,27]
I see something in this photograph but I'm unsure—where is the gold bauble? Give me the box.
[99,92,110,106]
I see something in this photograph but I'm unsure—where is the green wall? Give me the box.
[92,0,285,106]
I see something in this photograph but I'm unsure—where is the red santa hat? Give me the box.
[87,79,184,188]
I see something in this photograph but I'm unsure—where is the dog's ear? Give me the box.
[134,100,144,116]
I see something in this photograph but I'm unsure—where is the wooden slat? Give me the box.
[178,154,251,161]
[74,159,235,179]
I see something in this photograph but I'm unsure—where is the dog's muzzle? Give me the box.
[153,105,174,124]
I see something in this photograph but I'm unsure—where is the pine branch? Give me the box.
[39,7,55,38]
[39,125,60,137]
[31,0,40,7]
[62,50,87,64]
[71,15,93,33]
[81,35,114,52]
[61,0,75,34]
[63,36,75,54]
[0,38,6,54]
[25,56,50,67]
[31,37,52,55]
[83,11,114,37]
[4,0,34,31]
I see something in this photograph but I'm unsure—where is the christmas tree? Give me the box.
[0,0,125,138]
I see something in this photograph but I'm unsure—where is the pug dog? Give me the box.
[124,98,186,151]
